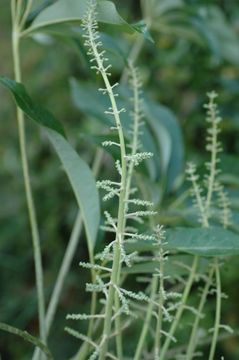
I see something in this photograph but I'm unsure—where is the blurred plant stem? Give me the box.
[11,0,46,355]
[208,259,222,360]
[159,255,199,360]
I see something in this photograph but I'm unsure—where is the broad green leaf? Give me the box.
[166,227,239,257]
[0,77,100,251]
[0,322,53,360]
[27,0,139,36]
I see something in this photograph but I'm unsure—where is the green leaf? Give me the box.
[132,21,154,43]
[144,96,184,192]
[27,0,138,36]
[166,227,239,257]
[122,255,209,276]
[47,130,100,252]
[0,76,65,137]
[0,322,53,360]
[70,79,161,181]
[0,77,100,251]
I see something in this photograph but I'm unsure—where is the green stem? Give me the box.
[155,250,164,358]
[159,256,199,360]
[19,0,33,29]
[11,0,46,350]
[185,266,214,360]
[85,12,128,359]
[0,322,53,360]
[115,287,123,359]
[134,276,158,360]
[45,214,83,336]
[208,259,221,360]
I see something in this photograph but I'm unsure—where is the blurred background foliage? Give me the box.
[0,0,239,358]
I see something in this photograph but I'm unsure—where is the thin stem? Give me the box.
[159,256,199,360]
[205,96,220,218]
[113,62,143,358]
[19,0,33,30]
[16,0,23,24]
[11,2,46,351]
[185,266,214,360]
[45,214,83,336]
[114,287,123,359]
[208,259,221,360]
[133,276,158,360]
[155,250,164,358]
[83,9,128,359]
[120,37,144,84]
[11,0,16,22]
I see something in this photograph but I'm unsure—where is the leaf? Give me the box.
[47,130,100,252]
[122,255,209,276]
[70,78,161,181]
[144,96,184,192]
[26,0,144,37]
[0,77,65,137]
[191,6,239,65]
[0,322,53,360]
[132,21,154,43]
[0,77,100,251]
[166,227,239,257]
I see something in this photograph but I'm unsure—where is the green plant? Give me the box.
[1,1,239,360]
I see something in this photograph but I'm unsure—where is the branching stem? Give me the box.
[159,255,199,360]
[186,266,214,360]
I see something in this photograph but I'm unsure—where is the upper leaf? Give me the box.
[26,0,141,36]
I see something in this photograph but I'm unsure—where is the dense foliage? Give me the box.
[0,0,239,359]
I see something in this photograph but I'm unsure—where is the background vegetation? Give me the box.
[0,0,239,358]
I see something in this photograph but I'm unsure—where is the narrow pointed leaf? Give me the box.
[0,77,100,250]
[0,322,53,360]
[0,76,65,137]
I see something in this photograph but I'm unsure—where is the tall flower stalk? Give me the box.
[66,2,155,358]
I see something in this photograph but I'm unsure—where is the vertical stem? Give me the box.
[134,276,158,360]
[114,282,123,359]
[85,12,128,358]
[155,251,164,358]
[208,259,221,360]
[159,256,199,360]
[186,266,214,360]
[11,0,46,350]
[45,215,83,336]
